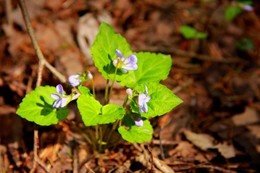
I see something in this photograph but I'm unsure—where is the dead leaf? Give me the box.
[246,125,260,139]
[77,12,112,65]
[77,13,99,64]
[58,48,84,76]
[232,107,259,126]
[184,130,215,151]
[208,43,223,60]
[153,157,175,173]
[168,141,197,158]
[44,0,64,11]
[0,106,16,116]
[214,142,236,159]
[54,19,75,46]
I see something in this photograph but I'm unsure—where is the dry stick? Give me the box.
[18,0,66,83]
[18,0,66,172]
[5,0,13,25]
[18,0,48,172]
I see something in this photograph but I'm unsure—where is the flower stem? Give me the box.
[106,119,121,146]
[92,78,96,98]
[98,125,104,152]
[122,95,129,108]
[107,68,118,104]
[104,79,110,104]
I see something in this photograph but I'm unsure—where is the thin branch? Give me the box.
[5,0,13,25]
[18,0,66,172]
[18,0,66,83]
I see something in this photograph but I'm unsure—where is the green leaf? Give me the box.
[77,93,125,126]
[78,86,90,95]
[180,25,207,39]
[130,83,183,118]
[91,22,172,87]
[118,115,153,143]
[91,22,132,80]
[224,6,242,21]
[117,52,172,87]
[16,86,69,126]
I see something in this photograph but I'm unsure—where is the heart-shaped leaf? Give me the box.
[77,92,125,126]
[16,86,69,126]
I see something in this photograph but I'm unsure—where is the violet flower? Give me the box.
[242,5,253,11]
[134,117,144,127]
[113,49,138,73]
[68,71,93,87]
[138,86,151,113]
[68,74,81,87]
[51,84,69,108]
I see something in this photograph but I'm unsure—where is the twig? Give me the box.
[35,156,50,173]
[5,0,13,25]
[72,141,79,173]
[18,0,66,172]
[196,164,236,173]
[170,163,236,173]
[18,0,66,83]
[30,125,38,173]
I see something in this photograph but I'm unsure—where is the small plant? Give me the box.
[180,25,207,39]
[224,0,253,21]
[235,38,254,51]
[16,23,182,151]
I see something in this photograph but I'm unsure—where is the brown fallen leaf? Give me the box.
[77,13,99,65]
[246,125,260,139]
[77,12,112,65]
[184,130,237,159]
[232,107,259,126]
[153,157,175,173]
[183,130,215,151]
[214,142,236,159]
[168,141,197,158]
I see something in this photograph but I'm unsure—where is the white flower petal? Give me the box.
[68,74,81,87]
[60,98,69,107]
[126,88,132,97]
[134,118,144,127]
[87,71,93,79]
[51,94,60,100]
[72,93,80,100]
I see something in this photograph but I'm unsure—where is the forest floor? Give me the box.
[0,0,260,172]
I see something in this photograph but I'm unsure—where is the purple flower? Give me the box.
[51,84,69,108]
[51,84,81,108]
[242,5,253,11]
[138,86,151,113]
[113,49,138,73]
[68,71,93,87]
[68,74,81,87]
[134,117,144,127]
